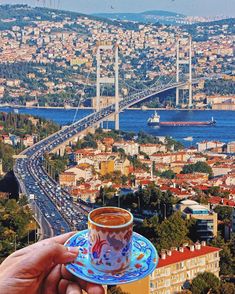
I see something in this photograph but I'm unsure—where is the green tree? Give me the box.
[182,161,212,177]
[190,272,220,294]
[214,206,233,223]
[156,211,188,251]
[218,283,235,294]
[211,235,234,276]
[160,170,175,179]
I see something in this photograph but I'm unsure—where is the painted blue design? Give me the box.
[64,230,158,285]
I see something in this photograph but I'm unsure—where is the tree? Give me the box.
[165,137,184,151]
[210,235,234,276]
[190,272,220,294]
[182,161,212,177]
[160,170,175,179]
[214,206,233,223]
[156,212,188,251]
[219,283,235,294]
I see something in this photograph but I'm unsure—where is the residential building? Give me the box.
[197,141,225,152]
[59,172,76,186]
[120,243,220,294]
[150,243,220,294]
[113,140,139,156]
[227,141,235,154]
[140,144,166,156]
[100,160,115,176]
[114,158,131,176]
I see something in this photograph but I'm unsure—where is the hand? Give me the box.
[0,232,104,294]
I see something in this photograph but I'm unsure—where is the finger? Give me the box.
[18,244,79,277]
[10,232,76,259]
[45,232,76,245]
[66,282,82,294]
[58,279,70,294]
[61,265,105,294]
[43,264,61,294]
[82,282,105,294]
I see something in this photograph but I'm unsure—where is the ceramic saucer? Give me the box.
[64,229,158,285]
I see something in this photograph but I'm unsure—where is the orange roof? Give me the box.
[157,245,220,268]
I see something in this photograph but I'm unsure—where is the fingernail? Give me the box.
[67,247,79,255]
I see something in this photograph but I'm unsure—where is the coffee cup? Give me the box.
[88,206,133,273]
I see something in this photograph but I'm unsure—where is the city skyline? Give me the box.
[1,0,235,17]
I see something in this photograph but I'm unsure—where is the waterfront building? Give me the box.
[197,141,225,152]
[227,141,235,154]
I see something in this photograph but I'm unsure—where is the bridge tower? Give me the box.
[176,36,192,107]
[96,42,119,130]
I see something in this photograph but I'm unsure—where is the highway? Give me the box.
[13,80,188,238]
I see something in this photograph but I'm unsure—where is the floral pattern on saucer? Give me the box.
[64,230,158,285]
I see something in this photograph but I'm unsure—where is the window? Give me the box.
[165,279,170,287]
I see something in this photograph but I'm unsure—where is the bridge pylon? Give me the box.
[96,41,119,130]
[176,36,193,107]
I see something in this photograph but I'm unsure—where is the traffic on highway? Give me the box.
[13,81,182,238]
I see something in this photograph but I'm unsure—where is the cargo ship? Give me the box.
[147,111,216,127]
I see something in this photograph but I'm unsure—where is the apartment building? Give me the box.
[150,243,221,294]
[120,243,220,294]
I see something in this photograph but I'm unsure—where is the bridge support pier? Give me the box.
[96,42,120,131]
[176,36,193,107]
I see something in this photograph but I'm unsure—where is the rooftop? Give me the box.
[157,245,220,268]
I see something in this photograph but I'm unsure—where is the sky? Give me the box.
[1,0,235,17]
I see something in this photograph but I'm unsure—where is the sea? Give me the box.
[0,107,234,147]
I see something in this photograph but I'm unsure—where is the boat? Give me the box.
[147,112,216,127]
[184,136,193,141]
[147,111,160,126]
[13,109,19,114]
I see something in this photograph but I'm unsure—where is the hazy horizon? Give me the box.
[0,0,234,17]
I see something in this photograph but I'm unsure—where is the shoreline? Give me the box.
[0,104,232,111]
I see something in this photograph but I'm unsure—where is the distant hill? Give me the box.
[0,4,140,31]
[93,10,186,25]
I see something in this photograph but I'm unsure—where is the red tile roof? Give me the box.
[157,246,221,268]
[208,196,235,207]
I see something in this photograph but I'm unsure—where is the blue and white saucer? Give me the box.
[64,230,158,285]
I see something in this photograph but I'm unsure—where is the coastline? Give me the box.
[0,104,229,111]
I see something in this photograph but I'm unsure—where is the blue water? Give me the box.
[0,107,234,147]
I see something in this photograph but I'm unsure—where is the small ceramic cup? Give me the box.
[88,206,133,273]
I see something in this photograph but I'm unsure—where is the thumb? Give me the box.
[26,243,79,272]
